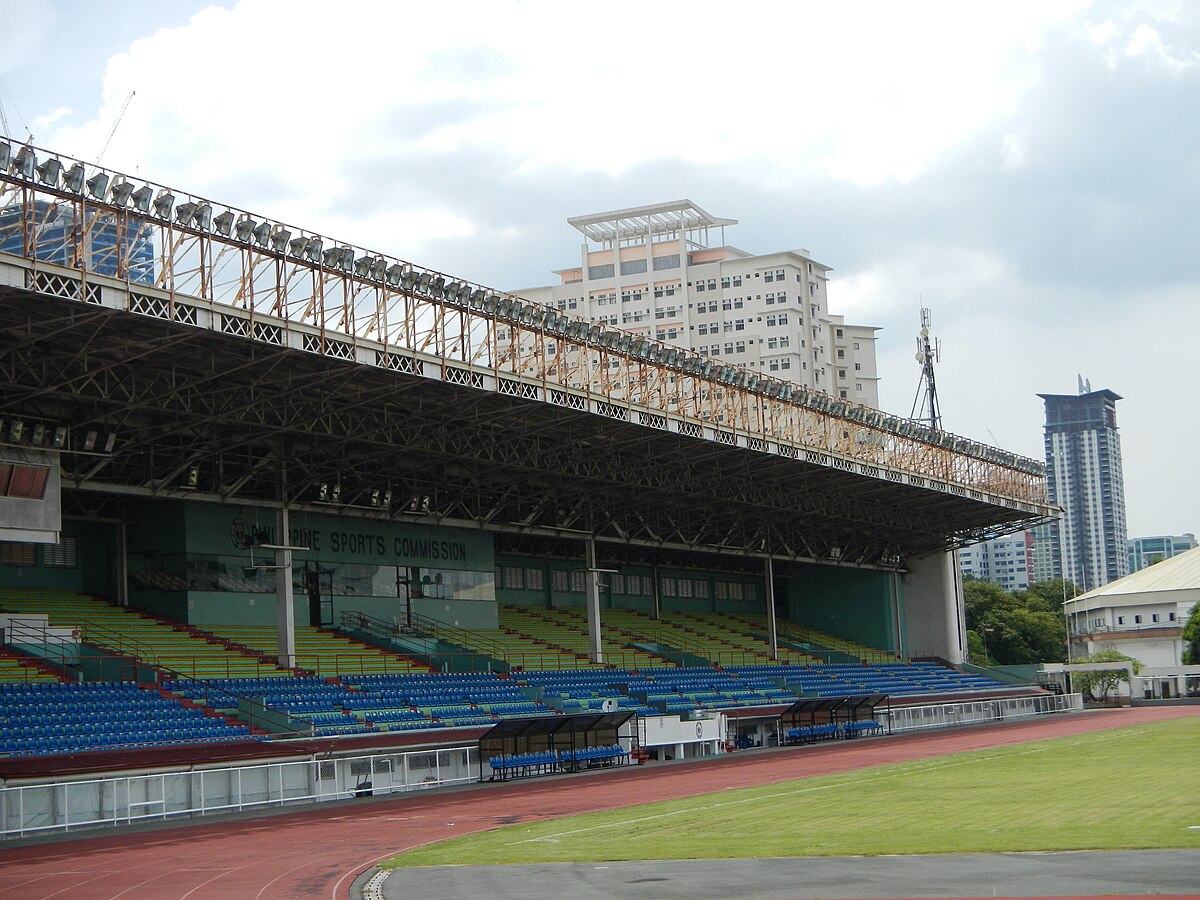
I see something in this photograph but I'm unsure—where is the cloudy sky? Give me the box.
[2,0,1195,537]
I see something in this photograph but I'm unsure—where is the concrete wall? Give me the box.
[902,551,965,663]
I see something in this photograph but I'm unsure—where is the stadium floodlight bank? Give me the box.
[0,135,1049,521]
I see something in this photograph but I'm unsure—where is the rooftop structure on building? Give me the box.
[1039,382,1129,593]
[515,201,880,407]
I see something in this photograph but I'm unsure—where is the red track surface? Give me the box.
[1,706,1196,900]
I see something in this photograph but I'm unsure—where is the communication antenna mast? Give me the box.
[910,307,943,430]
[96,90,136,165]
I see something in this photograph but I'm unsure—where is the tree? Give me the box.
[1182,603,1200,665]
[962,578,1069,666]
[1072,648,1142,702]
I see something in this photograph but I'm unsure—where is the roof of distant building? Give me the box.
[1065,545,1200,609]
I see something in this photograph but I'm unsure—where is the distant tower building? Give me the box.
[1128,533,1198,573]
[1038,381,1128,592]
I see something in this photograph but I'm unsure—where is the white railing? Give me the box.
[885,692,1083,733]
[0,745,477,840]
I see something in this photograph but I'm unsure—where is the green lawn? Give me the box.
[388,717,1200,867]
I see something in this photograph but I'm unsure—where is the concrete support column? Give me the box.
[275,505,296,670]
[902,551,964,664]
[585,536,603,664]
[116,522,129,608]
[764,557,778,661]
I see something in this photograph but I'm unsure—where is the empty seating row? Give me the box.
[487,744,628,780]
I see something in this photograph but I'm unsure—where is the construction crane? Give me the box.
[96,90,136,164]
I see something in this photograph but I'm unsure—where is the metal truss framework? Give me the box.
[0,139,1056,568]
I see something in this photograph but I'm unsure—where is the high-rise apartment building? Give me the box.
[1039,386,1128,592]
[0,199,154,284]
[1128,534,1198,573]
[958,531,1034,591]
[514,201,880,406]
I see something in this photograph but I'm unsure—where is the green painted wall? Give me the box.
[786,566,901,652]
[0,520,118,596]
[122,501,499,629]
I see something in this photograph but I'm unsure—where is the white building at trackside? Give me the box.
[514,201,881,407]
[1063,544,1200,667]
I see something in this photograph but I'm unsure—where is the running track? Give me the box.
[1,706,1196,900]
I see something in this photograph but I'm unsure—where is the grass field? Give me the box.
[388,717,1200,867]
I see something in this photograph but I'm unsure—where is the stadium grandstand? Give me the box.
[0,136,1069,835]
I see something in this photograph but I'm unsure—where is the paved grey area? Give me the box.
[355,850,1200,898]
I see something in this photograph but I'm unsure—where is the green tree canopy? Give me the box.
[1072,648,1142,702]
[1182,603,1200,665]
[963,577,1071,666]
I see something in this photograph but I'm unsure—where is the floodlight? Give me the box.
[318,483,329,502]
[747,375,759,391]
[385,263,405,286]
[30,422,45,446]
[322,245,344,268]
[130,185,153,213]
[333,246,354,271]
[446,281,463,300]
[13,147,35,179]
[86,172,110,199]
[109,179,135,207]
[82,430,98,451]
[497,297,514,318]
[482,294,498,314]
[192,203,212,230]
[51,426,67,449]
[370,489,382,507]
[269,227,291,253]
[456,283,472,303]
[353,254,374,277]
[330,482,341,503]
[382,489,392,507]
[251,221,272,246]
[302,236,323,262]
[175,201,199,226]
[370,258,388,281]
[288,236,307,258]
[185,466,199,488]
[63,164,85,193]
[0,141,9,171]
[430,276,446,297]
[415,273,432,293]
[152,190,175,218]
[213,210,235,237]
[8,420,24,442]
[617,335,633,353]
[400,270,418,290]
[35,158,62,186]
[103,432,116,453]
[469,289,485,308]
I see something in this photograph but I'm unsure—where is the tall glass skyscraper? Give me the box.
[1038,387,1128,592]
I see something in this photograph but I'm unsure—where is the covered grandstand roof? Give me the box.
[0,138,1054,569]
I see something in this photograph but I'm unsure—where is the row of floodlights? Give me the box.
[0,416,117,454]
[0,141,1040,474]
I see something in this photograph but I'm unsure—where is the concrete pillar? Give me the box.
[902,550,964,664]
[764,557,778,661]
[275,505,296,670]
[116,521,129,608]
[585,536,603,664]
